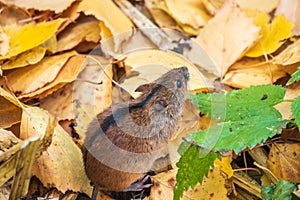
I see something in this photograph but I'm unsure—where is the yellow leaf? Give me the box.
[4,51,77,95]
[202,0,225,15]
[246,14,294,57]
[276,0,300,36]
[195,4,260,76]
[223,58,297,88]
[214,157,233,178]
[144,1,178,31]
[1,19,65,60]
[56,17,101,52]
[236,0,279,12]
[78,0,133,51]
[183,164,229,200]
[20,107,55,141]
[121,49,210,95]
[42,35,57,53]
[1,0,76,13]
[19,54,85,99]
[153,0,211,35]
[20,107,91,193]
[267,143,300,182]
[2,46,47,70]
[0,87,22,107]
[150,167,229,199]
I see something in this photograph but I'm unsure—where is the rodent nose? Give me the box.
[181,66,189,81]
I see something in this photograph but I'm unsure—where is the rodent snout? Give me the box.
[180,66,190,81]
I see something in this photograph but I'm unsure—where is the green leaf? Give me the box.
[189,85,286,120]
[173,142,220,200]
[261,180,297,200]
[288,66,300,85]
[187,85,286,153]
[291,95,300,128]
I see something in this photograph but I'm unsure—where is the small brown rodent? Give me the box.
[83,67,189,192]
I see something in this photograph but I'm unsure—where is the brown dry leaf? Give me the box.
[165,0,210,28]
[19,106,91,194]
[40,83,74,121]
[275,82,300,120]
[2,46,47,70]
[1,19,65,60]
[0,129,20,154]
[78,0,133,51]
[95,192,114,200]
[74,41,98,53]
[4,51,77,95]
[0,5,30,27]
[120,49,210,96]
[0,28,10,56]
[30,120,91,194]
[235,0,279,12]
[19,54,85,99]
[276,0,300,36]
[60,1,80,21]
[0,87,22,128]
[272,39,300,65]
[196,3,260,77]
[0,85,21,106]
[202,0,225,15]
[150,163,228,200]
[150,168,177,200]
[0,96,22,129]
[73,56,112,138]
[121,30,156,54]
[154,0,211,35]
[145,0,178,30]
[56,16,101,52]
[57,1,81,33]
[223,58,297,88]
[1,0,76,13]
[19,106,55,140]
[267,143,300,182]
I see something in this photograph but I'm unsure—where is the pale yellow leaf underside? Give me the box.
[196,4,260,76]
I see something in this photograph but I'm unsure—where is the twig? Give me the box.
[113,0,175,50]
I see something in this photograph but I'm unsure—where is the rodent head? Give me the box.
[152,66,189,115]
[130,66,189,122]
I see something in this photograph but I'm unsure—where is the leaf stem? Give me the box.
[282,99,294,103]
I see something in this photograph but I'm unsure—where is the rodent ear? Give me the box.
[153,98,168,111]
[135,83,154,93]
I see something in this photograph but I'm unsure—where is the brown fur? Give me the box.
[84,67,189,191]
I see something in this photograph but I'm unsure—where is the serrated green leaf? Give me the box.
[187,85,286,153]
[187,109,285,153]
[288,66,300,85]
[189,85,286,120]
[291,95,300,128]
[174,143,220,200]
[261,180,297,200]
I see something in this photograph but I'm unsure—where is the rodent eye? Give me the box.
[176,80,182,88]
